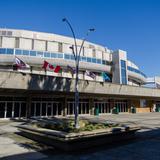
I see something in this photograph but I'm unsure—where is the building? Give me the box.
[0,28,160,119]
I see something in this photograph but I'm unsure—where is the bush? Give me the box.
[33,119,119,133]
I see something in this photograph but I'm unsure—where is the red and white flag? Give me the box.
[42,60,54,71]
[15,56,30,69]
[54,65,61,73]
[42,60,62,73]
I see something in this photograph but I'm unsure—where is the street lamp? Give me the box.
[62,18,95,129]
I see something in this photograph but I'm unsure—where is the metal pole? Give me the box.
[62,18,94,129]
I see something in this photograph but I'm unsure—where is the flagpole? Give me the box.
[62,18,95,129]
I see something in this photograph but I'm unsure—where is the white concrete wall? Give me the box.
[19,38,32,50]
[47,41,58,52]
[2,37,15,48]
[34,40,46,51]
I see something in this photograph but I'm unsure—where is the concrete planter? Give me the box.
[18,124,140,151]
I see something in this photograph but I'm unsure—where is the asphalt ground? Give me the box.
[0,113,160,160]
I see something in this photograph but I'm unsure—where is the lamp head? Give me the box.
[62,18,67,22]
[89,28,95,32]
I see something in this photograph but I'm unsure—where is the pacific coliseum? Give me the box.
[0,28,160,119]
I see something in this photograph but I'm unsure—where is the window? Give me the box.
[58,53,63,58]
[87,57,92,62]
[51,53,57,58]
[121,60,127,85]
[6,49,14,55]
[0,37,2,47]
[15,49,22,55]
[44,52,50,58]
[37,52,43,57]
[92,58,96,63]
[22,50,29,56]
[71,55,75,60]
[7,31,12,36]
[30,51,36,56]
[0,48,6,54]
[97,59,101,64]
[81,56,86,62]
[58,42,63,53]
[2,31,6,36]
[64,54,70,60]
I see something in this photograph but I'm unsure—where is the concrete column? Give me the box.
[89,98,94,115]
[62,97,67,116]
[110,99,115,114]
[26,95,32,118]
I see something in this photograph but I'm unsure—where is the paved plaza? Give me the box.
[0,113,160,160]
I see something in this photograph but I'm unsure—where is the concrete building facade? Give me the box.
[0,28,159,119]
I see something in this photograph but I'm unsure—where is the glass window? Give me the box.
[71,55,75,60]
[37,52,43,57]
[15,49,22,55]
[30,51,36,56]
[87,57,92,62]
[22,50,29,56]
[58,53,63,58]
[6,49,14,55]
[121,60,126,68]
[44,52,50,58]
[51,53,57,58]
[81,56,86,62]
[0,48,6,54]
[64,54,70,60]
[92,58,96,63]
[97,59,102,64]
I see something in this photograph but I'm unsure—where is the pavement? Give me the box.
[0,113,160,160]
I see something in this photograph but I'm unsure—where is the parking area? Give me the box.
[0,113,160,160]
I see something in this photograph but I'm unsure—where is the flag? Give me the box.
[85,70,96,79]
[102,72,111,81]
[15,56,30,69]
[67,65,75,74]
[42,60,54,71]
[54,65,62,73]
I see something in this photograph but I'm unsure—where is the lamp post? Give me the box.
[62,18,95,129]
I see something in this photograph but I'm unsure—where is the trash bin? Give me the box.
[112,107,119,114]
[95,107,99,116]
[158,107,160,112]
[131,107,136,113]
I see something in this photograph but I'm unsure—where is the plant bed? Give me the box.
[18,118,140,151]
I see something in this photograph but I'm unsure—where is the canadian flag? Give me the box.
[42,61,62,73]
[42,60,54,71]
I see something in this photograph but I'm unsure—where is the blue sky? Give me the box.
[0,0,160,77]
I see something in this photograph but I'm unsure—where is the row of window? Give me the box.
[0,47,147,78]
[127,66,147,78]
[0,48,109,65]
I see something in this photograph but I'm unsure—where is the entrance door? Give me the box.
[6,102,13,118]
[47,103,52,117]
[14,102,20,118]
[0,102,5,118]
